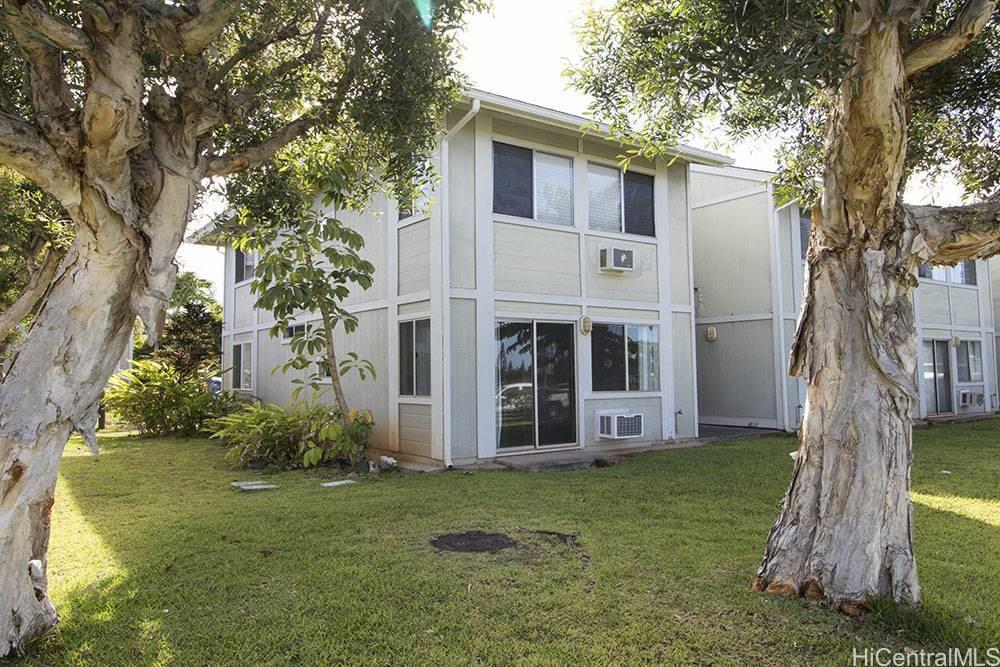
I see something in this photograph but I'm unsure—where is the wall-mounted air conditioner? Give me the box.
[596,411,644,440]
[599,247,635,273]
[959,391,985,408]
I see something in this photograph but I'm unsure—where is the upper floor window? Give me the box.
[591,323,660,392]
[799,209,812,261]
[399,319,431,396]
[492,141,573,226]
[588,163,655,237]
[234,248,256,284]
[953,260,977,285]
[398,178,432,222]
[918,261,976,285]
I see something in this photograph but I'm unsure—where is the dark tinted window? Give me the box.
[493,142,533,218]
[623,172,654,236]
[591,324,626,391]
[235,248,246,283]
[232,344,243,389]
[799,210,812,261]
[399,321,414,395]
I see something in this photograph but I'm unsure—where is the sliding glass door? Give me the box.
[496,321,576,449]
[922,340,953,415]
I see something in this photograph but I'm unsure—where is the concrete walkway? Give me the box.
[494,425,782,472]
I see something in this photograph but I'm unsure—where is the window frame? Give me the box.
[491,140,575,227]
[586,159,656,238]
[231,341,253,391]
[234,248,257,286]
[957,339,984,383]
[281,323,306,344]
[398,317,431,398]
[917,261,978,286]
[590,322,661,393]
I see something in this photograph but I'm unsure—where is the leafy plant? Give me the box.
[230,162,378,418]
[105,360,243,437]
[210,402,374,470]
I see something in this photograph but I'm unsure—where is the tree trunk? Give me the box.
[755,6,924,611]
[320,307,352,427]
[0,172,196,654]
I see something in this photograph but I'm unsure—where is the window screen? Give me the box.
[232,343,242,389]
[623,172,654,236]
[627,325,660,391]
[399,319,431,397]
[588,163,621,232]
[954,260,977,285]
[414,319,431,396]
[535,152,573,226]
[799,210,812,261]
[493,142,533,218]
[958,341,983,382]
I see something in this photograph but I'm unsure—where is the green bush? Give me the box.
[209,402,374,470]
[105,360,243,437]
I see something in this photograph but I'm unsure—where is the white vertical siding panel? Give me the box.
[398,220,431,295]
[668,164,691,304]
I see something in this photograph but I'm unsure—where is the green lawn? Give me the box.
[10,420,999,665]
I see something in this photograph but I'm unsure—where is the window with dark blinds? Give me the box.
[623,172,654,237]
[235,249,246,283]
[493,142,533,218]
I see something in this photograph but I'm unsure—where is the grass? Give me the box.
[7,419,998,665]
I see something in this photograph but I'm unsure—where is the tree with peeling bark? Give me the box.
[0,0,480,656]
[571,0,999,613]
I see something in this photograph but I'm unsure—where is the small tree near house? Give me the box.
[228,157,377,466]
[571,0,999,612]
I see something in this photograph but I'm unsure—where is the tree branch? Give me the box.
[204,32,358,178]
[0,112,80,206]
[0,0,93,57]
[0,247,65,343]
[907,191,1000,263]
[903,0,997,76]
[178,0,237,54]
[204,116,315,177]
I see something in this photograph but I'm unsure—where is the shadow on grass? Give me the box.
[8,426,999,665]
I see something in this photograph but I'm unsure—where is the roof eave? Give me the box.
[466,89,734,167]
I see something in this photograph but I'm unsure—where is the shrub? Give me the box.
[209,402,374,470]
[105,360,243,436]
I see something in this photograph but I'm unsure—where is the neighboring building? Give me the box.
[201,90,732,466]
[690,165,997,431]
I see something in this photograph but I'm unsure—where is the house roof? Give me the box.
[467,89,733,168]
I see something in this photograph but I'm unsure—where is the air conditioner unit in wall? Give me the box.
[959,391,985,408]
[599,247,635,273]
[597,411,644,440]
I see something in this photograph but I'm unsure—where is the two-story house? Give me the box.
[200,91,732,466]
[690,164,997,430]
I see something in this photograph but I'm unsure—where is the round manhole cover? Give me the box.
[430,531,516,553]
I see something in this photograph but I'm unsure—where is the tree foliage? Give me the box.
[569,0,999,202]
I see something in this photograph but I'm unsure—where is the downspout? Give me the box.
[440,97,480,468]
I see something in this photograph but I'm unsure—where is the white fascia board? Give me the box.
[466,89,733,168]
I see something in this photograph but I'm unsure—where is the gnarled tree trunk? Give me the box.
[755,1,1000,611]
[0,173,196,652]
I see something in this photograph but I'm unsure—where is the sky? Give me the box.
[179,0,966,301]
